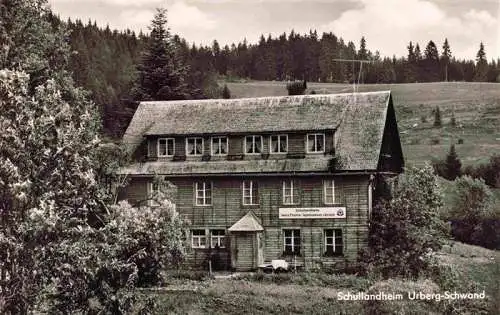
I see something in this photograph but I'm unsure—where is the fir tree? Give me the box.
[445,144,462,180]
[441,38,452,81]
[222,83,231,99]
[433,106,442,127]
[474,42,488,81]
[132,8,191,101]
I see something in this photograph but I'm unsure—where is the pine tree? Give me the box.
[445,144,462,180]
[132,8,191,101]
[424,40,440,81]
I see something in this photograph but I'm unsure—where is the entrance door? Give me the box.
[232,232,255,271]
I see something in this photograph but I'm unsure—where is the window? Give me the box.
[270,135,288,153]
[245,135,263,154]
[283,229,301,255]
[282,180,299,205]
[157,138,175,157]
[195,181,212,206]
[148,182,160,206]
[242,180,259,205]
[211,137,228,156]
[324,229,343,256]
[210,229,226,248]
[323,179,335,204]
[191,230,206,248]
[307,133,325,153]
[186,137,204,156]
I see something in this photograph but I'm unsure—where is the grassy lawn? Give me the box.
[225,81,500,168]
[143,242,499,314]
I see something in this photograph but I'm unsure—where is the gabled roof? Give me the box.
[122,91,398,171]
[228,211,264,232]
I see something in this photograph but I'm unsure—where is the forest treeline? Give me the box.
[63,18,500,138]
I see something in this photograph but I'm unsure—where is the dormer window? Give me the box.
[244,135,263,154]
[211,136,228,156]
[270,135,288,153]
[186,137,204,156]
[157,138,175,157]
[307,133,325,153]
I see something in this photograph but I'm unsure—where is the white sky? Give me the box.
[48,0,500,60]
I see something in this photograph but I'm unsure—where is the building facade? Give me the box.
[119,91,404,271]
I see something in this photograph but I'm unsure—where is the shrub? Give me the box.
[420,115,427,123]
[447,176,499,249]
[286,80,307,95]
[461,155,500,188]
[450,111,457,126]
[360,165,448,279]
[457,138,464,144]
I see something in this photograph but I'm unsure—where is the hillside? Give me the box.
[225,81,500,167]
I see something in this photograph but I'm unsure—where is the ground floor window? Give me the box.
[191,229,206,248]
[324,229,343,256]
[283,229,301,255]
[210,229,226,248]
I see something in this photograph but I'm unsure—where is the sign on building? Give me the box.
[278,207,346,219]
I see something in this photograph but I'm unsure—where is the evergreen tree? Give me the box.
[222,83,231,99]
[445,144,462,180]
[423,40,440,81]
[441,38,452,81]
[474,42,488,81]
[433,106,442,127]
[132,8,190,101]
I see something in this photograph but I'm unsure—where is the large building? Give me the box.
[119,91,404,271]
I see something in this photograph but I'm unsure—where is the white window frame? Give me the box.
[323,179,335,204]
[306,133,325,153]
[283,229,301,254]
[157,137,175,157]
[244,135,263,155]
[186,137,204,156]
[210,229,226,248]
[148,182,160,207]
[191,229,206,249]
[269,134,288,154]
[195,181,212,206]
[282,180,298,205]
[324,229,343,256]
[210,136,228,156]
[242,180,258,205]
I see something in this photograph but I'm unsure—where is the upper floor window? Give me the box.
[324,229,343,256]
[191,229,206,248]
[307,133,325,153]
[158,138,175,157]
[245,135,263,154]
[323,179,335,204]
[186,137,204,156]
[282,180,299,205]
[195,181,212,206]
[242,180,259,205]
[211,136,228,156]
[283,229,301,255]
[270,135,288,153]
[210,229,226,248]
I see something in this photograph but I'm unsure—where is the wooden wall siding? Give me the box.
[288,133,305,154]
[228,135,242,155]
[119,177,148,206]
[122,175,370,270]
[325,131,335,154]
[174,136,184,157]
[147,138,156,158]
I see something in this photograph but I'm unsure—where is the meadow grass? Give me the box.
[146,241,498,314]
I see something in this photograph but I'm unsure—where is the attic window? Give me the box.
[186,137,204,156]
[270,135,288,153]
[158,138,175,157]
[245,135,263,154]
[211,136,228,156]
[307,133,325,153]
